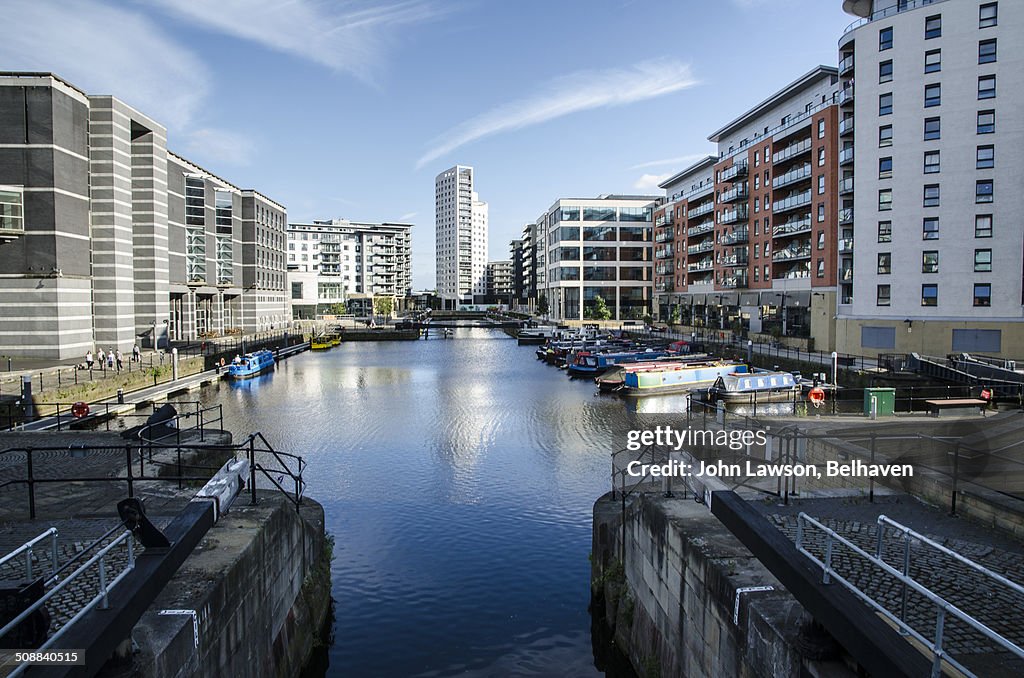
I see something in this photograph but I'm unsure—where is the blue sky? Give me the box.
[3,0,851,289]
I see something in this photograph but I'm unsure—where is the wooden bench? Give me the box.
[925,398,987,417]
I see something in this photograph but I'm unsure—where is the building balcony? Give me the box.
[840,267,854,282]
[719,161,748,182]
[776,267,811,280]
[721,271,748,289]
[772,245,812,262]
[719,184,748,203]
[718,253,749,267]
[839,117,854,137]
[687,201,715,220]
[773,216,812,238]
[772,164,812,190]
[839,208,854,225]
[839,148,854,165]
[655,245,674,259]
[720,204,748,225]
[657,280,676,293]
[839,54,854,76]
[655,263,675,276]
[839,86,854,107]
[687,260,715,273]
[772,190,811,214]
[772,138,812,165]
[718,227,748,246]
[687,220,715,237]
[839,177,854,194]
[655,214,673,228]
[839,238,854,253]
[655,228,674,243]
[687,240,714,255]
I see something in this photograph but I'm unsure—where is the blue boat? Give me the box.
[565,349,670,377]
[226,350,275,379]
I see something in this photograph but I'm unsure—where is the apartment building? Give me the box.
[514,221,545,312]
[836,0,1023,357]
[654,67,842,350]
[435,165,488,307]
[485,260,514,303]
[0,72,287,358]
[541,195,659,322]
[286,219,412,318]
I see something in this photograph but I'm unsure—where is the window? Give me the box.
[923,151,940,174]
[921,284,938,306]
[818,175,825,194]
[923,184,940,207]
[975,214,992,238]
[976,145,994,169]
[877,285,891,306]
[878,221,892,243]
[879,92,893,115]
[977,110,995,134]
[974,249,992,272]
[817,119,825,138]
[818,147,826,166]
[923,217,939,240]
[582,206,616,221]
[879,26,893,50]
[922,251,939,273]
[924,15,941,39]
[816,258,825,278]
[0,186,23,234]
[877,253,891,274]
[754,175,760,190]
[924,49,941,73]
[976,180,993,203]
[879,157,892,178]
[924,83,941,107]
[818,204,825,222]
[979,39,996,64]
[817,232,825,250]
[754,198,759,213]
[978,75,995,99]
[878,189,892,211]
[979,3,997,28]
[879,60,893,83]
[879,125,893,146]
[763,242,770,256]
[924,117,940,140]
[974,284,991,307]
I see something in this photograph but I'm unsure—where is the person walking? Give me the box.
[86,350,93,369]
[106,350,114,370]
[115,350,124,372]
[97,348,106,370]
[132,344,140,363]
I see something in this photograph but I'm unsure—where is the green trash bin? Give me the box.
[864,387,896,417]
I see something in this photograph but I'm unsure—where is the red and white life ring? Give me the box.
[808,387,826,408]
[71,401,90,418]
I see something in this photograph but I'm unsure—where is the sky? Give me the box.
[3,0,852,289]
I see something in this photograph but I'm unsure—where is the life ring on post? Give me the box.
[71,401,90,418]
[808,387,826,408]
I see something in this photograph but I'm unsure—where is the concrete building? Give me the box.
[654,66,843,350]
[435,165,488,307]
[0,72,287,359]
[541,195,659,322]
[485,259,514,304]
[836,0,1024,357]
[286,219,412,319]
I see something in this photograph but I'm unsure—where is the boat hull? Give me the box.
[620,363,745,397]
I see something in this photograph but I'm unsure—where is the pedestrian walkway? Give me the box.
[0,349,168,399]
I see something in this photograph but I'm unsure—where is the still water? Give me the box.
[177,328,645,677]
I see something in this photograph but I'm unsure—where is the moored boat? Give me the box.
[311,335,335,350]
[704,370,801,404]
[565,348,670,377]
[517,327,556,345]
[616,360,747,397]
[226,349,275,379]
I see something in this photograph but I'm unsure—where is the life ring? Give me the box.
[71,401,90,418]
[808,387,826,408]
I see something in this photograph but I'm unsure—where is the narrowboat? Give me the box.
[704,370,801,404]
[616,361,747,397]
[517,327,556,345]
[565,349,670,377]
[227,350,275,379]
[595,355,711,392]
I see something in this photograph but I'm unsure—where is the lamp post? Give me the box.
[831,351,838,389]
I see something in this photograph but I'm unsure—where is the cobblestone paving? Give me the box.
[763,496,1024,672]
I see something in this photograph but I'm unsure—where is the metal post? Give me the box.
[50,531,58,578]
[27,448,36,520]
[823,532,833,584]
[99,556,109,610]
[126,445,134,498]
[931,608,946,677]
[900,534,911,621]
[870,433,876,503]
[950,443,960,515]
[249,436,258,505]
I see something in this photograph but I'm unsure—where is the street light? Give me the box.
[831,351,838,389]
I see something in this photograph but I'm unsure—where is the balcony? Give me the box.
[839,238,854,253]
[772,245,812,262]
[772,190,811,214]
[718,227,748,246]
[840,267,854,282]
[721,271,749,289]
[839,86,854,107]
[655,214,673,228]
[772,164,812,190]
[655,228,674,243]
[687,240,714,255]
[839,208,854,225]
[772,138,812,165]
[687,201,715,219]
[773,216,812,238]
[720,204,748,225]
[655,263,675,276]
[839,117,854,137]
[839,148,854,165]
[718,252,748,267]
[687,220,715,237]
[687,260,714,273]
[719,161,748,182]
[776,267,811,280]
[656,280,676,293]
[719,184,748,203]
[655,245,674,259]
[839,54,854,75]
[839,177,854,194]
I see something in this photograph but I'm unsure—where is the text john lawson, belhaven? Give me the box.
[625,459,913,480]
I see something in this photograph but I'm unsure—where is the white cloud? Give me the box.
[416,59,698,170]
[399,212,417,221]
[629,153,707,170]
[0,0,208,130]
[634,173,672,191]
[181,128,256,166]
[150,0,445,84]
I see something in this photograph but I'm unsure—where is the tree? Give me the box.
[593,295,612,321]
[670,306,681,325]
[373,296,394,319]
[537,293,549,316]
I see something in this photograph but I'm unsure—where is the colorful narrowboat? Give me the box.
[565,349,670,377]
[705,370,801,404]
[226,350,275,379]
[615,361,747,397]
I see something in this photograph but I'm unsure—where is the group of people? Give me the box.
[84,344,142,372]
